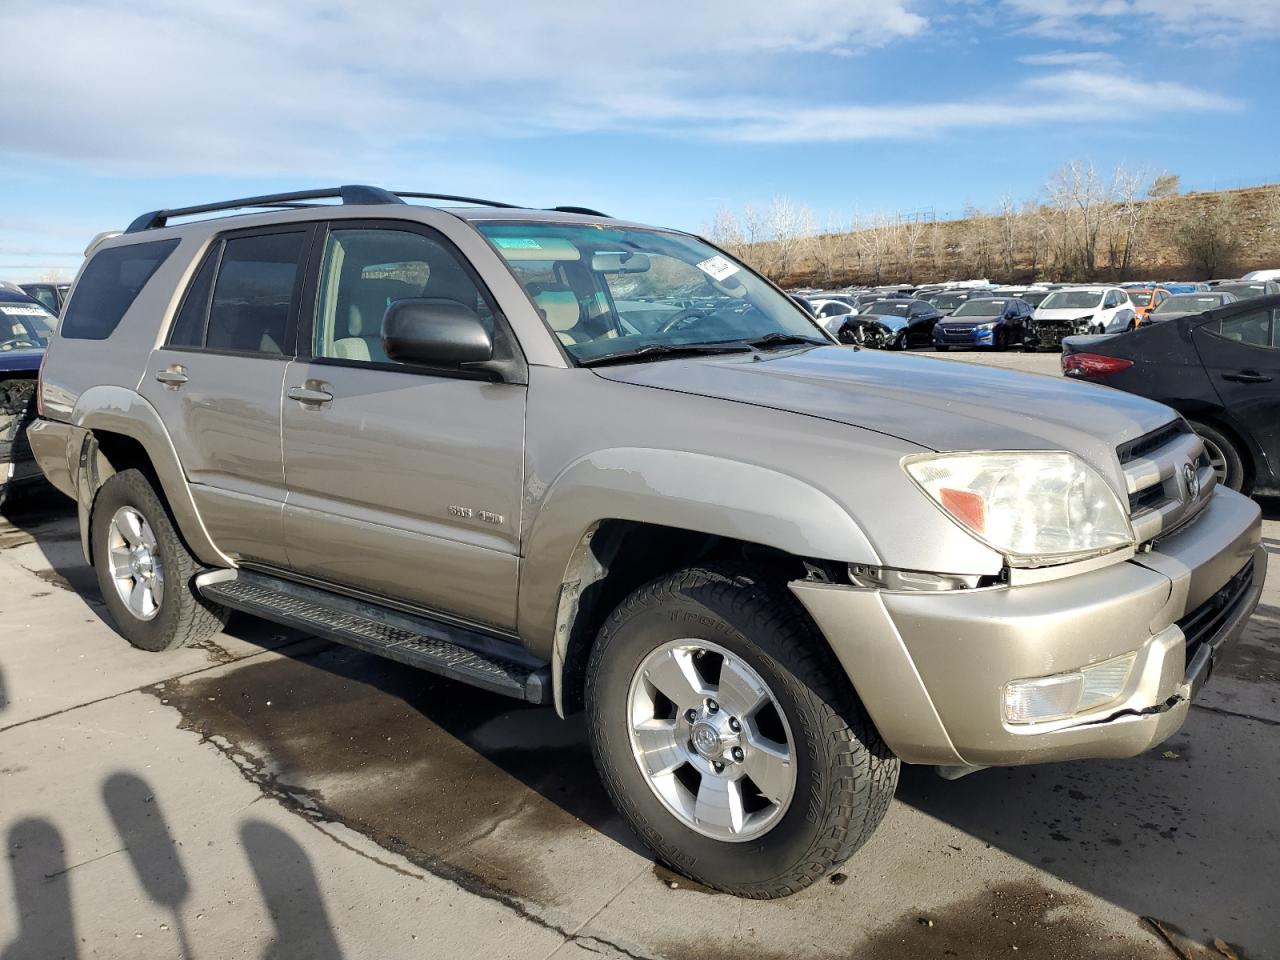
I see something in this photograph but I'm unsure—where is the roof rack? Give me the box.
[125,185,612,234]
[125,184,405,233]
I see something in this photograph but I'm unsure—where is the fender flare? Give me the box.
[517,447,881,714]
[71,385,230,568]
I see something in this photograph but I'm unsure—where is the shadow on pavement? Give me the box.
[1,818,78,960]
[241,820,345,960]
[0,666,7,712]
[102,772,195,958]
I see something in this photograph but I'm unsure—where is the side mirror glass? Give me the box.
[382,298,493,369]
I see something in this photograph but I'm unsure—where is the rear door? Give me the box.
[1193,299,1280,487]
[140,224,316,565]
[279,220,526,630]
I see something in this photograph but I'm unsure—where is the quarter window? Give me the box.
[312,228,492,365]
[168,247,219,348]
[60,239,178,340]
[205,232,307,356]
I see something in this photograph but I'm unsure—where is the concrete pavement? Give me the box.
[2,385,1278,958]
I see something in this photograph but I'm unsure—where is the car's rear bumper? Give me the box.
[791,487,1264,767]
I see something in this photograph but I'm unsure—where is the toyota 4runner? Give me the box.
[29,186,1265,898]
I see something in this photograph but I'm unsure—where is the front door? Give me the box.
[140,225,316,565]
[1193,300,1280,486]
[280,222,526,630]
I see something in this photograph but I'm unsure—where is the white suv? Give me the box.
[1034,286,1136,336]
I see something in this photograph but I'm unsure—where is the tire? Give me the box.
[90,469,228,651]
[994,330,1008,352]
[1188,420,1248,493]
[585,566,899,898]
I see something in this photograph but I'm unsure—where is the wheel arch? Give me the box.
[522,448,882,717]
[71,385,229,568]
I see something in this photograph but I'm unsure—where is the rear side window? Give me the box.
[1212,308,1275,348]
[60,240,178,340]
[205,232,306,356]
[168,249,219,348]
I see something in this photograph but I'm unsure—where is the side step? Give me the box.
[195,569,550,704]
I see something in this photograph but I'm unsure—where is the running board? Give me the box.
[195,569,550,704]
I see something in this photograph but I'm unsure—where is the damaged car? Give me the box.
[0,287,55,509]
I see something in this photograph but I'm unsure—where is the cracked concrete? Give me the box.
[1,469,1278,958]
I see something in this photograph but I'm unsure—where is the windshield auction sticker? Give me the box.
[0,305,50,317]
[695,255,740,282]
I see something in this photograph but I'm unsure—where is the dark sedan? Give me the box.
[1,289,55,509]
[836,298,940,349]
[932,297,1034,351]
[1214,280,1280,302]
[1062,295,1280,494]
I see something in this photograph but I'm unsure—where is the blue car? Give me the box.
[932,296,1035,351]
[0,287,56,509]
[1162,282,1210,295]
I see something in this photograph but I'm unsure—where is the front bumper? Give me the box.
[791,487,1264,767]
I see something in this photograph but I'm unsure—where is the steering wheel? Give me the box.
[656,308,708,334]
[0,336,40,351]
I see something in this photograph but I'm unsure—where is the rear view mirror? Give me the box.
[382,298,493,368]
[591,251,651,273]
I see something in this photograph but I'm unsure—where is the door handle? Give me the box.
[1222,370,1272,383]
[287,386,334,405]
[155,368,188,387]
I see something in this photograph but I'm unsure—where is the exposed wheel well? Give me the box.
[82,430,169,565]
[556,519,825,716]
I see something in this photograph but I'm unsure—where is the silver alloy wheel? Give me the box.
[107,506,164,621]
[627,638,796,842]
[1199,435,1230,485]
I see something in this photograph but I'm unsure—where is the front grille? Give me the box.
[1178,559,1255,664]
[1117,420,1211,544]
[1118,420,1192,465]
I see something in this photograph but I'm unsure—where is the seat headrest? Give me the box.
[532,285,580,333]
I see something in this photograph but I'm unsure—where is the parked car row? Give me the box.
[0,285,57,508]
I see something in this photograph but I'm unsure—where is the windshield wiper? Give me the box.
[743,332,829,350]
[579,342,753,368]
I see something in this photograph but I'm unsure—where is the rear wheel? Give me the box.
[91,469,229,651]
[1188,420,1248,492]
[585,566,898,898]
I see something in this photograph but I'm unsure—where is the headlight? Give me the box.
[904,451,1133,566]
[974,321,998,330]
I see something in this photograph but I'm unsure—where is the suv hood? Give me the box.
[594,346,1174,488]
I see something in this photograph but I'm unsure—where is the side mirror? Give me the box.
[382,298,496,372]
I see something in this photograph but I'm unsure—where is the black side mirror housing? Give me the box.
[381,298,519,382]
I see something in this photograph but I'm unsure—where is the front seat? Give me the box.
[334,280,405,362]
[530,284,583,345]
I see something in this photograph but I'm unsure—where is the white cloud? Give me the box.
[1018,50,1116,66]
[0,0,1240,175]
[1005,0,1280,36]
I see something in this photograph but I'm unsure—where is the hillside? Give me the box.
[723,182,1280,288]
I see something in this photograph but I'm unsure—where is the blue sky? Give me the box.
[2,0,1277,281]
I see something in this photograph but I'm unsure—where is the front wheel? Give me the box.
[91,469,229,651]
[585,567,898,898]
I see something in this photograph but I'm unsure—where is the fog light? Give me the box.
[1003,654,1136,724]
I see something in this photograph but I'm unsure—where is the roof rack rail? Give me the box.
[548,205,610,217]
[124,184,404,233]
[394,191,522,209]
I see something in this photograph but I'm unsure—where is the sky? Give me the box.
[2,0,1278,281]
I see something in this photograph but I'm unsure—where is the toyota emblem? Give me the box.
[1183,462,1200,501]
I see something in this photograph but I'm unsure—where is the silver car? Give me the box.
[30,186,1265,898]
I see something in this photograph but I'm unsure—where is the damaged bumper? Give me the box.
[791,487,1265,768]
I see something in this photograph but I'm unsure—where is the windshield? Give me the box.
[479,223,826,363]
[1020,291,1050,307]
[1154,295,1221,314]
[1129,291,1153,306]
[1217,283,1268,300]
[951,299,1005,317]
[0,300,54,349]
[929,292,970,310]
[1039,290,1104,310]
[859,301,911,317]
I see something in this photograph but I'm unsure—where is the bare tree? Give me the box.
[1047,160,1109,278]
[810,214,849,286]
[856,211,894,285]
[1109,165,1150,277]
[1147,173,1180,198]
[1173,194,1243,278]
[766,198,815,280]
[707,206,745,260]
[997,195,1019,280]
[896,211,928,282]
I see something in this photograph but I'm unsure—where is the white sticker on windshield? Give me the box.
[695,255,739,282]
[0,305,49,317]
